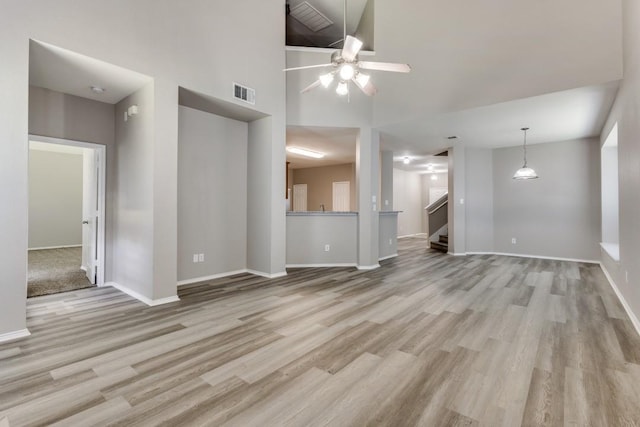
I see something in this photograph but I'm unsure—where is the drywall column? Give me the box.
[152,80,179,300]
[356,127,380,268]
[247,115,287,277]
[448,145,466,255]
[380,150,394,211]
[0,32,28,338]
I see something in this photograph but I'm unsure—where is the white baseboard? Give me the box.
[600,263,640,338]
[247,270,288,279]
[177,269,249,286]
[105,282,180,306]
[357,264,380,270]
[483,252,598,264]
[0,328,31,344]
[447,252,466,256]
[378,254,398,261]
[286,263,357,268]
[29,244,82,251]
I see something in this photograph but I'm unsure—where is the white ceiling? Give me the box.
[29,39,152,104]
[379,81,619,154]
[287,126,358,168]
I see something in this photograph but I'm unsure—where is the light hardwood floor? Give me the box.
[1,237,640,426]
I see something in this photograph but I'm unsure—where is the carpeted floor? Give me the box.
[28,247,95,297]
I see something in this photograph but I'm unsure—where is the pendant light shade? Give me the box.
[513,127,538,180]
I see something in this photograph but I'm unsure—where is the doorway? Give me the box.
[27,135,106,297]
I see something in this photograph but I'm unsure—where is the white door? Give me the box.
[332,181,350,212]
[81,149,99,284]
[293,184,308,212]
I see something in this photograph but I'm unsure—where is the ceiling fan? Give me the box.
[284,0,411,97]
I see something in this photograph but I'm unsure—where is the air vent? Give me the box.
[233,82,255,105]
[290,1,333,32]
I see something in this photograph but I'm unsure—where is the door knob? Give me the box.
[82,220,89,224]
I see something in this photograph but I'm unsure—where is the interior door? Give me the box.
[293,184,308,212]
[332,181,350,212]
[81,149,98,284]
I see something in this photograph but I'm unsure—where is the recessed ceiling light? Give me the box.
[90,86,106,94]
[287,146,325,159]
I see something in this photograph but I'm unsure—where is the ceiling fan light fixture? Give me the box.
[403,156,410,165]
[355,72,370,87]
[319,72,334,88]
[336,81,349,96]
[339,64,355,80]
[287,146,325,159]
[513,127,539,180]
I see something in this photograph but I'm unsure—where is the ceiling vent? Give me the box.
[233,82,255,105]
[290,2,333,32]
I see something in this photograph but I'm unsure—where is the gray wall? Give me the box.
[286,214,358,266]
[113,83,155,299]
[292,163,356,211]
[599,0,640,323]
[378,213,398,259]
[492,138,601,260]
[178,106,248,281]
[28,149,83,249]
[465,148,494,252]
[393,168,423,236]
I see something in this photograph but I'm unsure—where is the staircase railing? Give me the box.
[426,192,448,238]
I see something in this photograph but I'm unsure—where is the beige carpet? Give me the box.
[28,247,95,297]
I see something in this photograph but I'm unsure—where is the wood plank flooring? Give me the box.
[1,237,640,426]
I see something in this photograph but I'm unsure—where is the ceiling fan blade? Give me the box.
[301,80,322,93]
[359,61,411,73]
[341,35,363,62]
[283,63,333,72]
[353,77,377,96]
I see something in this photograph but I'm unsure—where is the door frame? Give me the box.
[28,134,107,286]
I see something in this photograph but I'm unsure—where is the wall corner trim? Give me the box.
[177,269,249,287]
[105,282,180,307]
[0,328,31,344]
[247,270,288,279]
[378,254,398,261]
[357,264,380,270]
[599,263,640,338]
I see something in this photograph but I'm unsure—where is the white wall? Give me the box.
[178,106,248,281]
[492,138,601,261]
[393,168,423,236]
[0,0,286,334]
[28,149,83,249]
[599,0,640,325]
[421,172,448,233]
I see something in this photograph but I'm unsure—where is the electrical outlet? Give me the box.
[389,238,393,245]
[193,254,198,263]
[198,253,205,262]
[324,244,330,252]
[511,238,517,244]
[385,200,389,206]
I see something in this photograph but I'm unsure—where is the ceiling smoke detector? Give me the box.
[90,86,106,94]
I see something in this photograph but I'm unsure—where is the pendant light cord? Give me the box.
[522,127,529,167]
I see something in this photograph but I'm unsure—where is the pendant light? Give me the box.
[513,127,538,180]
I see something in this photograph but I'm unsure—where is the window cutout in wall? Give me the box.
[601,123,619,260]
[286,0,374,50]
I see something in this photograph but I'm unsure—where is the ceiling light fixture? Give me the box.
[286,146,325,159]
[513,127,538,180]
[339,63,355,80]
[90,86,106,94]
[403,156,410,165]
[319,72,334,88]
[431,174,438,181]
[336,81,349,96]
[427,163,434,171]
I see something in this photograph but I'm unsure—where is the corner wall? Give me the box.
[599,0,640,327]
